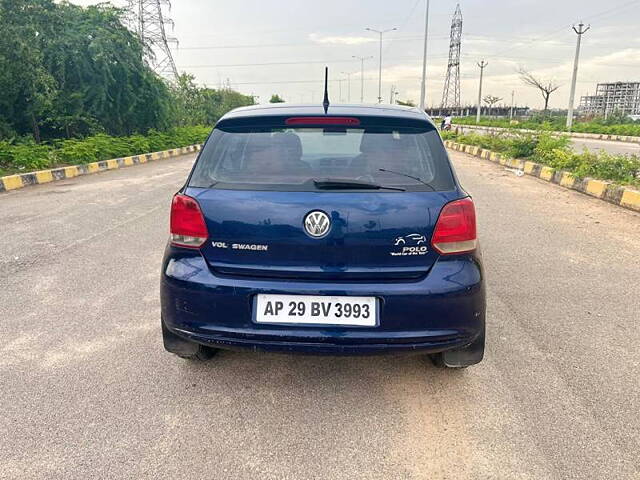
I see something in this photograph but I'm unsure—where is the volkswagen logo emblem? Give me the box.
[304,211,331,238]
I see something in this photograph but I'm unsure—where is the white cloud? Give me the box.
[308,33,376,46]
[583,48,640,67]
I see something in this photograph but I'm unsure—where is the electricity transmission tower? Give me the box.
[126,0,179,81]
[440,3,462,112]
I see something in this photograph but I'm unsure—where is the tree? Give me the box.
[41,2,174,136]
[0,0,174,139]
[0,0,255,142]
[172,73,207,126]
[269,94,285,103]
[518,67,560,112]
[0,0,57,142]
[396,99,416,107]
[483,95,502,116]
[201,88,255,123]
[171,73,255,126]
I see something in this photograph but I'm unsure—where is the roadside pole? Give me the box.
[353,56,373,103]
[419,0,431,111]
[476,60,488,123]
[341,72,352,103]
[510,90,515,120]
[366,27,397,103]
[566,22,590,131]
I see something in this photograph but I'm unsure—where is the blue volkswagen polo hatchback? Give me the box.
[161,104,485,368]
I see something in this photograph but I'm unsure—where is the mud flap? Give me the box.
[162,320,200,356]
[441,328,485,367]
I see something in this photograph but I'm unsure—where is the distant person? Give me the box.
[443,114,453,131]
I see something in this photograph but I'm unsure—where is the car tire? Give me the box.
[429,353,465,369]
[429,328,485,369]
[176,346,217,362]
[162,320,218,361]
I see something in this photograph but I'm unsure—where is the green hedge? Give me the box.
[0,126,210,176]
[453,117,640,137]
[445,131,640,187]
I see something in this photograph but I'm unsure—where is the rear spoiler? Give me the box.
[216,115,436,131]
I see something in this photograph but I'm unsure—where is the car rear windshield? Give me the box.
[189,124,455,192]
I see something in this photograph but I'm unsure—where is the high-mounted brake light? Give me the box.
[285,117,361,126]
[431,198,477,255]
[170,194,209,248]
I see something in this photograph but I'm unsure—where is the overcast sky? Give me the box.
[70,0,640,109]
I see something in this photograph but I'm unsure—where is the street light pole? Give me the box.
[377,31,383,103]
[341,72,352,102]
[476,60,488,123]
[352,55,373,103]
[366,27,397,103]
[390,85,398,104]
[567,22,590,131]
[419,0,430,111]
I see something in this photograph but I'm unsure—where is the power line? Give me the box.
[203,78,379,86]
[178,59,367,68]
[177,29,622,52]
[582,0,640,21]
[177,34,450,51]
[204,74,465,87]
[178,53,455,70]
[487,0,640,60]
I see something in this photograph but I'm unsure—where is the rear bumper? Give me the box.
[164,323,477,355]
[160,247,486,356]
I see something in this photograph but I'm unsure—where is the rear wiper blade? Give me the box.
[378,169,435,191]
[313,178,405,192]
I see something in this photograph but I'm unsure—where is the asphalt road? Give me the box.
[1,151,639,479]
[571,136,640,156]
[459,125,640,156]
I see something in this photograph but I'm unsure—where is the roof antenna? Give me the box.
[322,66,330,114]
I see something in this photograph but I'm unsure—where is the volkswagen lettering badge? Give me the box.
[304,211,331,238]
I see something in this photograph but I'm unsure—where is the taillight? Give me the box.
[170,194,209,248]
[431,198,477,255]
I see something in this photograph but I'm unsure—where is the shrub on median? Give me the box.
[440,130,458,141]
[455,132,512,153]
[451,131,538,159]
[531,133,572,165]
[453,116,640,137]
[446,130,640,187]
[531,133,639,185]
[506,134,538,159]
[568,151,639,185]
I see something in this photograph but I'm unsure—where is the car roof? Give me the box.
[220,103,435,125]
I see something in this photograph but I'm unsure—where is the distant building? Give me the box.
[424,105,530,118]
[579,82,640,117]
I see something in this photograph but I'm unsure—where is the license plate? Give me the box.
[255,294,377,327]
